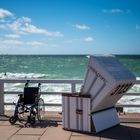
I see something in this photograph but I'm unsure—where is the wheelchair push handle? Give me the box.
[25,80,30,87]
[38,83,41,88]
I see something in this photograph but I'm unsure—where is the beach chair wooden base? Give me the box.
[62,93,120,133]
[62,93,91,133]
[91,107,120,133]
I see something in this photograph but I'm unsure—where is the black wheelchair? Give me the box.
[9,81,45,125]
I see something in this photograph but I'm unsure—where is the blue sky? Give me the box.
[0,0,140,54]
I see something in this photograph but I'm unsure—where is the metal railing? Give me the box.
[0,79,140,115]
[0,79,83,114]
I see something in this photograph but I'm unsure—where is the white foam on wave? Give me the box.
[0,72,46,79]
[136,77,140,80]
[118,77,140,112]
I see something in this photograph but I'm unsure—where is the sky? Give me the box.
[0,0,140,54]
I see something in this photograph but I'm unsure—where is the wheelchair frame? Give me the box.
[9,81,45,125]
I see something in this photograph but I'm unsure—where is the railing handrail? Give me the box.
[1,79,83,83]
[1,79,140,83]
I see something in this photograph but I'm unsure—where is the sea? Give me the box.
[0,55,140,112]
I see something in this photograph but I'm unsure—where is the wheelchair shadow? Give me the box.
[17,120,58,128]
[35,120,58,128]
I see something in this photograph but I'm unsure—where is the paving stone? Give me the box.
[40,125,71,140]
[0,126,20,140]
[0,121,10,125]
[16,127,46,135]
[72,132,88,136]
[72,131,100,138]
[70,135,99,140]
[9,135,40,140]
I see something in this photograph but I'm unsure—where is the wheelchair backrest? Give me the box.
[24,87,39,105]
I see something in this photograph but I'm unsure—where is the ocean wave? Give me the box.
[0,72,47,79]
[0,72,81,80]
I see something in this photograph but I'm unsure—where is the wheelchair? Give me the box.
[9,81,45,125]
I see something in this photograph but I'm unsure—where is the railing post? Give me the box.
[71,83,76,93]
[0,81,4,115]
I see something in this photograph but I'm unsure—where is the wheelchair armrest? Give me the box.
[17,93,24,103]
[18,93,23,97]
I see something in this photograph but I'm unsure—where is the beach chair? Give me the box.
[80,55,136,132]
[9,81,45,125]
[62,55,136,133]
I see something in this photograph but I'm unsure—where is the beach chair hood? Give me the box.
[80,55,136,112]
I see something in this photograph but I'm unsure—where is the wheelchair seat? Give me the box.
[24,87,39,105]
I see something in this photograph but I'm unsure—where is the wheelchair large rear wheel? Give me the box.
[37,98,45,121]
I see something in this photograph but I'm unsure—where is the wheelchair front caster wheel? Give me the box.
[9,116,18,124]
[31,117,36,124]
[27,115,35,124]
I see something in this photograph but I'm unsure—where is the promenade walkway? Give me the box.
[0,112,140,140]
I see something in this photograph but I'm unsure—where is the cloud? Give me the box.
[73,24,90,30]
[0,9,63,37]
[0,45,17,49]
[0,8,14,18]
[84,37,94,42]
[0,39,23,45]
[5,34,20,38]
[26,41,46,46]
[6,19,63,36]
[0,39,47,46]
[21,24,63,36]
[5,17,63,37]
[20,24,47,34]
[0,39,47,49]
[136,24,140,30]
[17,16,32,23]
[102,9,123,14]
